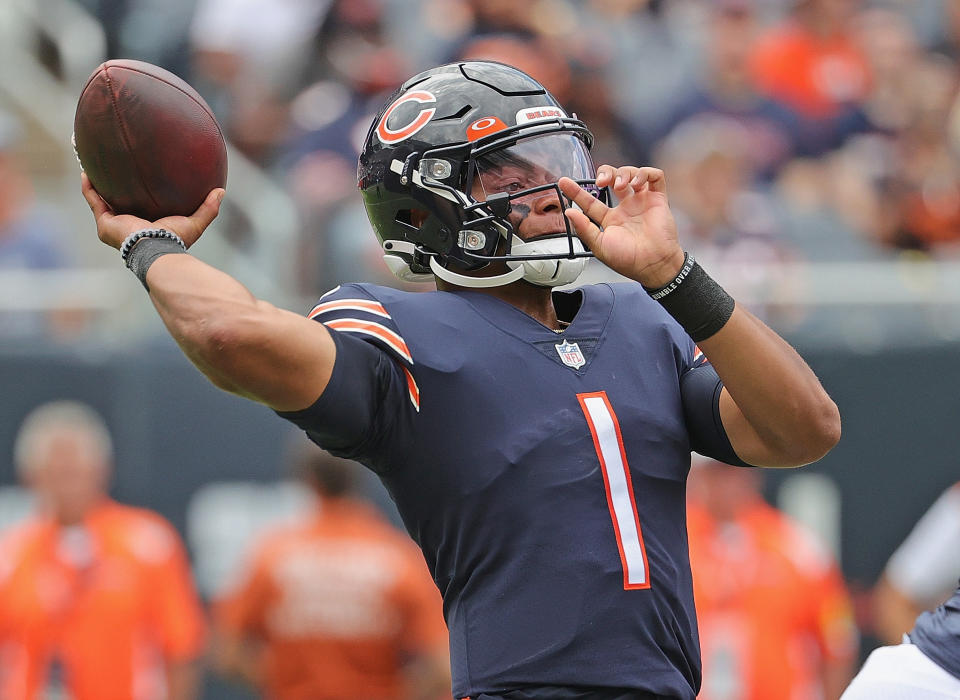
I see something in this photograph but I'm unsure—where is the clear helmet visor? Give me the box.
[472,133,601,207]
[464,132,603,287]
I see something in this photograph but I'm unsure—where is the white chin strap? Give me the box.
[428,235,587,289]
[506,235,587,287]
[429,255,525,288]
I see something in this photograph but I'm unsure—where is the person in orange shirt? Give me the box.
[748,0,872,121]
[0,400,206,700]
[212,444,450,700]
[687,458,858,700]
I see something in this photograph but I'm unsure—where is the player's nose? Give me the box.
[530,187,562,215]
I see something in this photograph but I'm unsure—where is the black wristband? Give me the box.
[125,238,187,290]
[644,254,735,342]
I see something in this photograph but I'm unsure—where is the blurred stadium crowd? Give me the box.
[1,0,960,698]
[5,0,960,339]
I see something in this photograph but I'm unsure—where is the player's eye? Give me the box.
[484,179,525,195]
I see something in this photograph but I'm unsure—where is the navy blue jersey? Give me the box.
[280,282,744,699]
[911,582,960,680]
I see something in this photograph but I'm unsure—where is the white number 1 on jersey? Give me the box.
[578,391,651,590]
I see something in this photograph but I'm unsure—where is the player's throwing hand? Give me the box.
[81,173,225,250]
[559,166,685,289]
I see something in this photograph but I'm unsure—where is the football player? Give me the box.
[842,483,960,698]
[81,61,841,700]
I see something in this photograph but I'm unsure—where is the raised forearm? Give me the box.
[702,305,841,466]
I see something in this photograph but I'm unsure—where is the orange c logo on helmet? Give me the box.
[376,91,437,144]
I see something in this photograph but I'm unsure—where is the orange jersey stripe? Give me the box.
[309,299,390,319]
[401,366,420,412]
[322,319,413,364]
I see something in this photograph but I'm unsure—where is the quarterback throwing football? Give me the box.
[82,62,840,700]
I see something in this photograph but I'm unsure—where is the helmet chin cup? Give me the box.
[429,255,525,288]
[506,235,587,287]
[384,254,435,283]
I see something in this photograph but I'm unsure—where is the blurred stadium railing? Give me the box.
[0,0,304,324]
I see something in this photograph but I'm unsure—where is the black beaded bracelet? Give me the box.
[643,253,735,342]
[120,228,186,261]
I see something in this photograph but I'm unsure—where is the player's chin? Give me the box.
[519,230,569,243]
[516,223,569,241]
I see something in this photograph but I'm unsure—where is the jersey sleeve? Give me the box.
[276,284,418,473]
[678,343,750,467]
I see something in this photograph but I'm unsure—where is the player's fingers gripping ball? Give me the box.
[73,59,227,221]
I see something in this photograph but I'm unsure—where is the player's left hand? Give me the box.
[81,173,225,250]
[559,166,686,288]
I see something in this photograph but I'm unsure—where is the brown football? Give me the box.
[73,59,227,220]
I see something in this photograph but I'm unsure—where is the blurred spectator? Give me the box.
[842,482,960,698]
[277,0,412,293]
[75,0,196,77]
[212,445,450,700]
[460,0,571,38]
[749,0,873,154]
[0,400,206,700]
[573,0,702,139]
[0,116,65,269]
[655,0,804,180]
[456,33,572,103]
[188,0,338,162]
[0,111,75,338]
[798,50,960,253]
[453,31,646,167]
[914,0,960,59]
[654,115,803,322]
[687,458,858,700]
[884,54,960,251]
[853,7,924,135]
[871,481,960,646]
[563,57,647,169]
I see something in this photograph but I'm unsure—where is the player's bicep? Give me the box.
[717,388,793,467]
[186,300,336,412]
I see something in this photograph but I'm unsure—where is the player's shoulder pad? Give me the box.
[307,283,416,367]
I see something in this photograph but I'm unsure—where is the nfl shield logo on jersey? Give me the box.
[555,340,586,369]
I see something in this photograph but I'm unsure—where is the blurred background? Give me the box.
[1,0,959,697]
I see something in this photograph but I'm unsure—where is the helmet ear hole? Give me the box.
[395,209,428,228]
[410,209,429,227]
